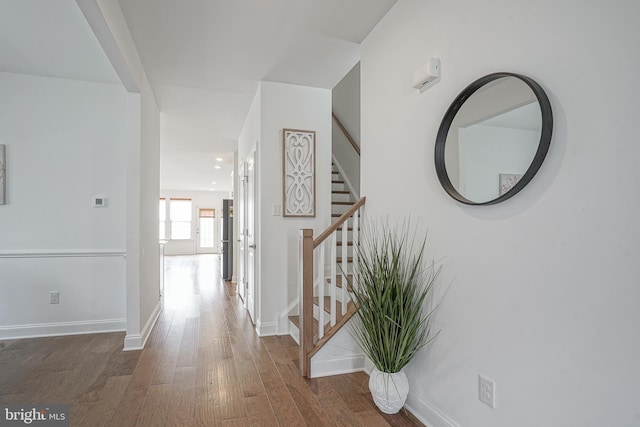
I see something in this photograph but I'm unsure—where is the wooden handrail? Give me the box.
[313,197,366,249]
[332,112,360,156]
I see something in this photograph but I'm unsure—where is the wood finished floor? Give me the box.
[0,254,423,426]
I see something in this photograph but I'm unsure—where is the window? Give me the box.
[170,198,192,240]
[159,198,166,240]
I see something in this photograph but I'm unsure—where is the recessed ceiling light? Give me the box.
[211,181,216,185]
[216,157,224,162]
[210,188,215,192]
[214,165,221,169]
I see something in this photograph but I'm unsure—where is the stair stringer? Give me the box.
[288,308,365,378]
[309,317,365,378]
[332,154,358,200]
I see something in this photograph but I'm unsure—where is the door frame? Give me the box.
[245,145,257,324]
[237,160,246,302]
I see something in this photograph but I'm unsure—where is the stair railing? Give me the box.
[332,112,360,156]
[298,196,366,377]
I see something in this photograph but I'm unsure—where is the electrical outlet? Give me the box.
[50,291,60,305]
[479,375,495,408]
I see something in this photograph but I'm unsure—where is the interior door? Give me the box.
[196,207,217,254]
[246,148,257,323]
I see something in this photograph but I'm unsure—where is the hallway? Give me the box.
[0,255,422,426]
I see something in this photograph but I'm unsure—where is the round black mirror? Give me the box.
[434,72,553,205]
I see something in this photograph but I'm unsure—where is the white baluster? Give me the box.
[353,209,359,294]
[317,242,325,339]
[341,218,348,316]
[330,230,337,326]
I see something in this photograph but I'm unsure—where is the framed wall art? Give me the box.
[499,173,522,196]
[283,129,316,217]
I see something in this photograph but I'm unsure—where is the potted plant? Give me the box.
[347,219,440,414]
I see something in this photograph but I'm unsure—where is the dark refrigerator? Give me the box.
[222,199,233,281]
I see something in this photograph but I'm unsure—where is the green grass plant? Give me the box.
[348,219,441,374]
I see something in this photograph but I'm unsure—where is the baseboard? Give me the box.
[405,393,458,427]
[276,299,299,335]
[123,301,161,351]
[362,357,458,426]
[255,320,278,337]
[0,318,126,340]
[310,354,365,378]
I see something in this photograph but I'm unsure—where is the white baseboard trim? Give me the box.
[0,318,126,340]
[256,320,278,337]
[405,393,458,427]
[276,300,299,335]
[123,301,161,351]
[310,355,365,378]
[362,357,457,426]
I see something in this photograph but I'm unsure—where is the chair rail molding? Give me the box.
[0,249,126,259]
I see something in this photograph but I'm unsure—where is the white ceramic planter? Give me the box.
[369,367,409,414]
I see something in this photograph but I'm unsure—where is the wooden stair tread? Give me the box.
[332,180,345,184]
[335,257,353,263]
[289,301,357,352]
[288,315,331,342]
[332,201,354,205]
[313,296,342,314]
[332,190,350,194]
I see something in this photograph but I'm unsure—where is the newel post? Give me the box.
[299,228,314,377]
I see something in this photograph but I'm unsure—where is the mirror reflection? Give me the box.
[443,77,543,203]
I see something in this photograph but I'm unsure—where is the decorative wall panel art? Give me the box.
[0,145,5,205]
[283,129,316,217]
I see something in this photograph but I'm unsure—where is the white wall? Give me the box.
[260,82,332,335]
[237,82,331,336]
[332,63,361,196]
[361,0,640,426]
[160,189,229,255]
[0,72,127,338]
[81,0,162,349]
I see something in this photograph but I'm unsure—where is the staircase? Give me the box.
[288,163,365,377]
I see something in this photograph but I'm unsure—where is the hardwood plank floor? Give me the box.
[0,254,423,426]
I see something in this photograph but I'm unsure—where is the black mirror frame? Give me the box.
[434,72,553,205]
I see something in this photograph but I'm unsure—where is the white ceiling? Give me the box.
[118,0,397,192]
[0,1,120,84]
[1,0,397,193]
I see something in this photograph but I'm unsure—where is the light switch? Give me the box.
[272,204,281,216]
